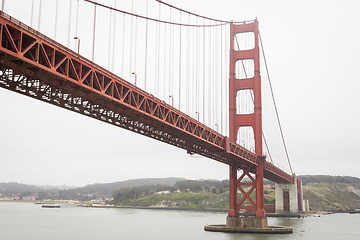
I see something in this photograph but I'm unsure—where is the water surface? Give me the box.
[0,202,359,240]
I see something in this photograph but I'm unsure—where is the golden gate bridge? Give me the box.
[0,0,302,233]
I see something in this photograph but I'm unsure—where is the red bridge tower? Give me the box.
[227,20,267,228]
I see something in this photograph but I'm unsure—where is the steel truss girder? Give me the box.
[0,68,222,160]
[0,11,293,184]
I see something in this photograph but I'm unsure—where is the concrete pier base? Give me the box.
[204,216,292,234]
[275,175,304,215]
[226,216,268,228]
[204,224,293,234]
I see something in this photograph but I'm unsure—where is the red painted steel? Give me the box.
[228,20,267,218]
[0,12,293,190]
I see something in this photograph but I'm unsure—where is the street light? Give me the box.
[169,95,174,106]
[195,111,199,121]
[131,72,137,85]
[74,36,80,55]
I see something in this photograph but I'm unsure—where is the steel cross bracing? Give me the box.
[0,11,293,184]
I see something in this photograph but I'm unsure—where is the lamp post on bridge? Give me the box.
[169,95,174,107]
[74,37,80,55]
[195,111,199,121]
[131,72,137,86]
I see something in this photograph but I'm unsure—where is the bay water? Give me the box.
[1,202,359,240]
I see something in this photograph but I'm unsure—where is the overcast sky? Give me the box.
[1,0,360,186]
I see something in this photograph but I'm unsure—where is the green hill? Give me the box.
[3,175,360,212]
[111,176,360,212]
[0,182,43,194]
[302,182,360,211]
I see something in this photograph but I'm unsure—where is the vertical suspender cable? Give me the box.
[214,25,218,130]
[178,12,182,110]
[38,0,42,31]
[74,0,79,51]
[156,4,161,96]
[202,18,205,124]
[212,23,215,128]
[208,21,211,126]
[224,24,229,136]
[1,0,4,11]
[92,1,97,61]
[168,8,172,103]
[111,0,117,72]
[155,6,159,96]
[191,21,194,116]
[134,16,138,84]
[163,15,167,99]
[121,13,125,76]
[195,17,199,118]
[107,5,112,69]
[129,0,134,80]
[31,0,35,27]
[186,13,190,114]
[144,0,148,90]
[194,24,197,117]
[67,0,72,47]
[171,10,174,103]
[220,24,223,134]
[75,0,79,37]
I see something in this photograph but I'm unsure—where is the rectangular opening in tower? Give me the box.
[235,59,254,79]
[236,89,254,114]
[234,32,255,51]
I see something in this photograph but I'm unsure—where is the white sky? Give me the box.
[0,0,360,186]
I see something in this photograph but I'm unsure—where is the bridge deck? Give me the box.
[0,11,293,184]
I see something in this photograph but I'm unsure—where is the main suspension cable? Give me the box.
[84,0,227,27]
[156,0,250,24]
[259,30,293,175]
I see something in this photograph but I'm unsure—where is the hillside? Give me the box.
[111,176,360,212]
[299,175,360,185]
[112,180,274,209]
[0,178,185,200]
[2,175,360,212]
[0,182,44,194]
[303,182,360,211]
[75,177,185,195]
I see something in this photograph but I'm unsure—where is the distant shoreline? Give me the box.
[82,204,228,213]
[0,201,341,216]
[82,204,335,217]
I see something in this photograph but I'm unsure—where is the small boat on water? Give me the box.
[42,205,60,208]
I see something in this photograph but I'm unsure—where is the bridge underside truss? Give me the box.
[0,66,224,162]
